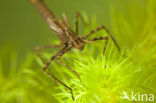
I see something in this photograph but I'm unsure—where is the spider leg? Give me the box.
[43,45,75,100]
[75,12,87,35]
[84,25,121,53]
[87,36,109,55]
[35,44,60,64]
[56,58,81,81]
[62,13,70,28]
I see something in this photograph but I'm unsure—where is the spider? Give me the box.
[29,0,121,100]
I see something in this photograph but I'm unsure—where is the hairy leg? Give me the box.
[75,12,87,35]
[43,45,75,100]
[56,58,81,81]
[87,36,109,55]
[84,25,121,53]
[35,44,60,64]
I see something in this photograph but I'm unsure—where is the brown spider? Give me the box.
[29,0,121,100]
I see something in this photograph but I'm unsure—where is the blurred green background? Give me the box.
[0,0,156,103]
[0,0,112,51]
[0,0,148,52]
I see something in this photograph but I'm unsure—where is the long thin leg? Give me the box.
[35,44,60,64]
[75,12,87,35]
[43,45,75,100]
[62,13,70,28]
[84,25,121,53]
[87,36,109,55]
[56,58,81,81]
